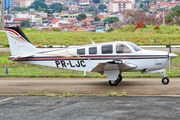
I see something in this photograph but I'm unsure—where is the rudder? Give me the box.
[5,26,37,56]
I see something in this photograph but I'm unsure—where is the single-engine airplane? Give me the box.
[5,26,178,86]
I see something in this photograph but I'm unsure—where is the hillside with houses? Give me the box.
[1,0,180,32]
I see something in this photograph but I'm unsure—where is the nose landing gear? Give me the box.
[162,71,169,85]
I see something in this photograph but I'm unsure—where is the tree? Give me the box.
[94,16,100,21]
[11,7,28,11]
[167,0,171,2]
[139,3,144,8]
[37,6,52,14]
[166,5,180,25]
[143,0,150,8]
[21,7,28,11]
[28,0,47,10]
[44,9,53,14]
[156,8,163,11]
[50,3,63,12]
[103,17,119,23]
[87,6,98,16]
[77,14,87,21]
[98,4,107,11]
[139,7,149,13]
[92,0,100,4]
[20,21,30,28]
[11,7,21,11]
[123,11,163,25]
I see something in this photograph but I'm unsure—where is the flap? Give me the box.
[91,60,137,73]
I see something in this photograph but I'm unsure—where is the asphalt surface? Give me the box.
[1,47,180,120]
[0,78,180,95]
[1,96,180,120]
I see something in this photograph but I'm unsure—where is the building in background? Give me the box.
[14,0,21,7]
[109,0,132,12]
[20,0,34,8]
[4,0,10,13]
[80,0,89,6]
[9,0,14,10]
[2,0,14,13]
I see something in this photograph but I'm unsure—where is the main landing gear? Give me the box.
[162,71,169,85]
[109,74,122,86]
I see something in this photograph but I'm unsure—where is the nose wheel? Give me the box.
[162,77,169,85]
[162,71,169,84]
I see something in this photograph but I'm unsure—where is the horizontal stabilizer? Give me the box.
[8,54,34,60]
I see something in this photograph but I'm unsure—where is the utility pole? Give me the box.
[163,7,165,25]
[163,6,166,26]
[1,0,4,30]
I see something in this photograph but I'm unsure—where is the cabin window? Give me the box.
[116,44,131,53]
[77,48,85,55]
[89,47,97,54]
[102,44,113,54]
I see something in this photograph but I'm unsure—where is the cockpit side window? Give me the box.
[116,44,131,53]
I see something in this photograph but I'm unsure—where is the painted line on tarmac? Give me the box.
[0,97,14,103]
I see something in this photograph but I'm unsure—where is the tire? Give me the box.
[109,80,118,86]
[162,77,169,85]
[117,74,122,83]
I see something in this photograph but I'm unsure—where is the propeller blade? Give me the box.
[169,38,171,53]
[169,55,171,73]
[169,38,171,73]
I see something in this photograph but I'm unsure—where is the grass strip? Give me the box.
[0,52,180,78]
[1,25,180,46]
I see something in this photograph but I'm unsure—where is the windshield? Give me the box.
[128,42,142,52]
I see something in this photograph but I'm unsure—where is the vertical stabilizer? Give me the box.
[5,26,37,56]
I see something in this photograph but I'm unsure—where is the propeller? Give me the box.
[168,39,178,73]
[168,38,171,73]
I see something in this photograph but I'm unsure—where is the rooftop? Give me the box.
[14,18,30,21]
[111,1,131,3]
[50,19,59,24]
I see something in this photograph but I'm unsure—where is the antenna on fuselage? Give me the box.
[88,37,95,44]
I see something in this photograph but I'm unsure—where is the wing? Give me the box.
[90,60,137,73]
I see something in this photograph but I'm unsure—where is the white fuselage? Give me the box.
[12,41,171,73]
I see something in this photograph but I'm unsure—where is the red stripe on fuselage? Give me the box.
[13,56,167,61]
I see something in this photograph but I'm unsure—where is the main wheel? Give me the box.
[162,77,169,85]
[109,74,122,86]
[117,74,122,83]
[109,80,119,86]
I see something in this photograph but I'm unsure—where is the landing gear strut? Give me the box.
[109,74,122,86]
[162,71,169,85]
